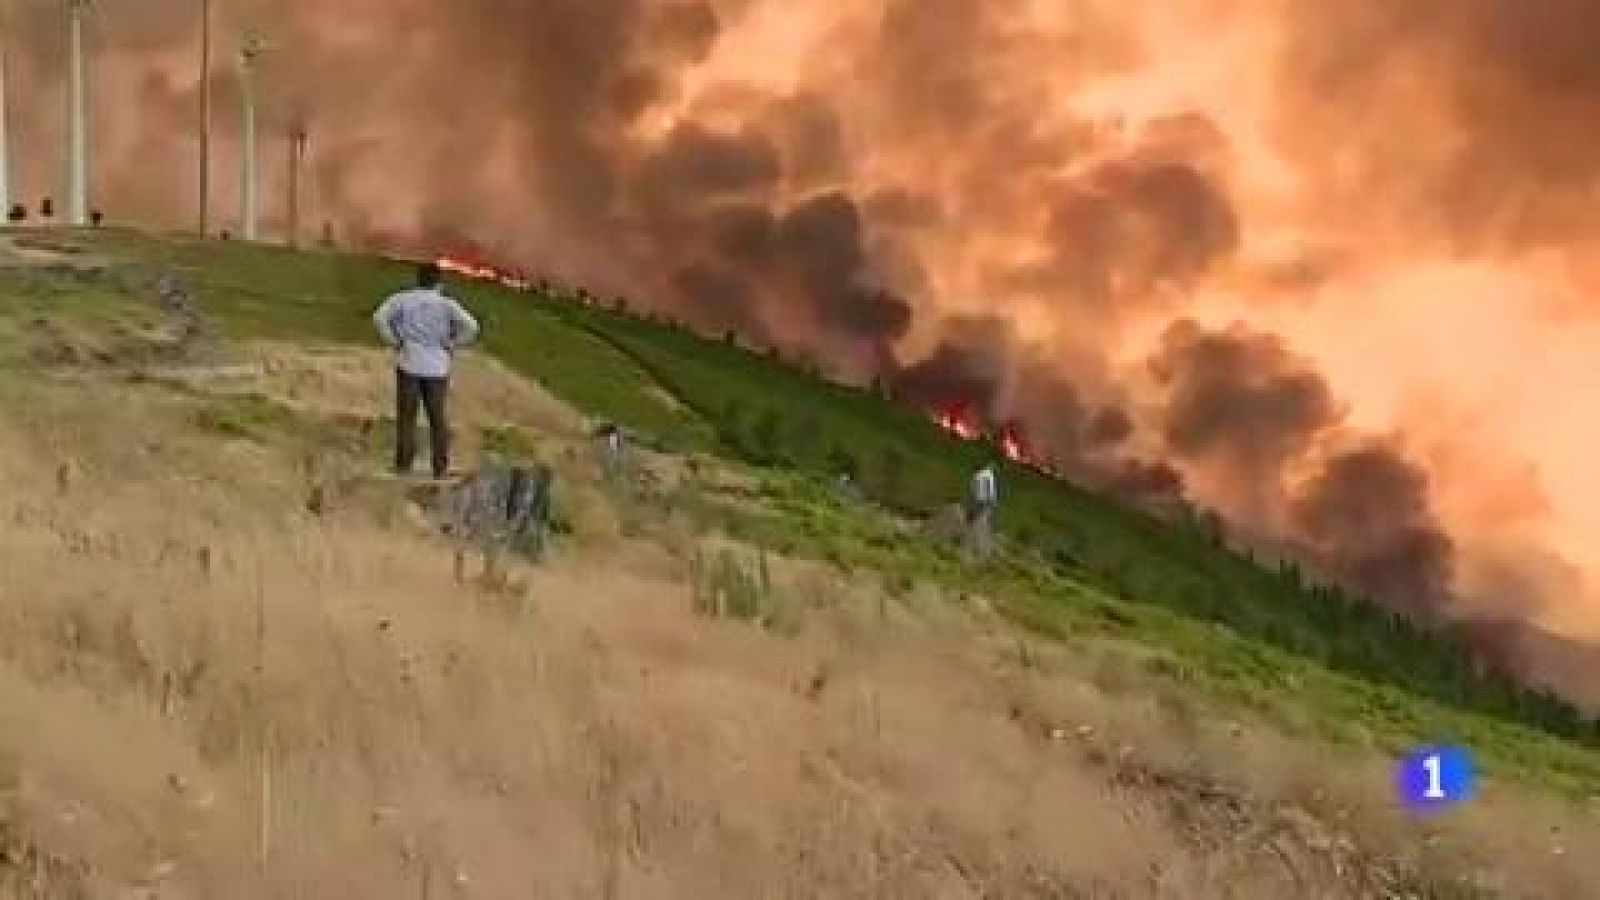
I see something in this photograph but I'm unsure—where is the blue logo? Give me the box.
[1395,745,1475,812]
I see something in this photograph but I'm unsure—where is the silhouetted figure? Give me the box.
[6,204,25,224]
[220,230,232,241]
[373,262,481,479]
[39,197,53,221]
[90,210,104,228]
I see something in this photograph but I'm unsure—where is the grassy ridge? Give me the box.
[88,231,709,446]
[11,228,1598,797]
[551,300,1598,750]
[720,474,1600,797]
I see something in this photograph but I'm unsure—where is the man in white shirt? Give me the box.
[966,462,999,560]
[373,263,481,479]
[594,421,626,482]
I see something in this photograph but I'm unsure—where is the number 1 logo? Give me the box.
[1397,745,1475,812]
[1422,752,1445,799]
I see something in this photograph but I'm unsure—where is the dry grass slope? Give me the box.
[0,343,1592,898]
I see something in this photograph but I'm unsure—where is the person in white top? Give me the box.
[373,263,480,478]
[594,422,627,481]
[966,462,999,560]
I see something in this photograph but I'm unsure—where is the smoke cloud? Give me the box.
[1290,443,1456,620]
[7,0,1599,696]
[1150,321,1339,521]
[886,314,1180,505]
[1146,321,1457,617]
[1276,0,1600,253]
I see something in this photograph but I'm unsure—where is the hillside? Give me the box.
[0,227,1595,897]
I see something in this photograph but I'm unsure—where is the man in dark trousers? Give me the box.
[373,262,480,479]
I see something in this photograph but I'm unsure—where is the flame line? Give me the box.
[434,252,1061,475]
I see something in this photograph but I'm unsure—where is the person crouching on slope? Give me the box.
[373,262,481,479]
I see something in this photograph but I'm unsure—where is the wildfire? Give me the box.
[435,253,533,291]
[433,248,1055,476]
[998,422,1029,464]
[936,402,983,441]
[931,402,1046,471]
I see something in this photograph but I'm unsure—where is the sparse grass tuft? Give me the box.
[690,544,776,625]
[479,422,542,461]
[191,391,300,441]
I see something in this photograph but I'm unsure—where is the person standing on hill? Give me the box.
[966,461,999,560]
[373,262,480,479]
[594,421,627,482]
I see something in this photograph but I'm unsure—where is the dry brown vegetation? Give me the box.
[0,345,1593,899]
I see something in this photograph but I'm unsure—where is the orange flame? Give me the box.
[936,403,983,441]
[434,254,1059,478]
[435,254,532,291]
[998,423,1027,464]
[931,402,1050,473]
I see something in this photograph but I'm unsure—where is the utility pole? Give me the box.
[197,0,212,236]
[237,33,265,241]
[66,0,90,227]
[0,3,12,221]
[286,123,306,247]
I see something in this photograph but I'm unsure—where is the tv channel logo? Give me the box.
[1395,745,1476,813]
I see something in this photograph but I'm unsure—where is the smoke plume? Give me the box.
[1145,320,1457,617]
[1290,443,1456,620]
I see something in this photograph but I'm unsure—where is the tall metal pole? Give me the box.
[0,4,12,222]
[198,0,212,236]
[240,70,255,239]
[287,124,306,247]
[238,35,264,241]
[67,0,89,226]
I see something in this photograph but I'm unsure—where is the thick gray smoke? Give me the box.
[1152,322,1339,494]
[886,314,1181,505]
[1290,444,1456,620]
[1150,321,1457,618]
